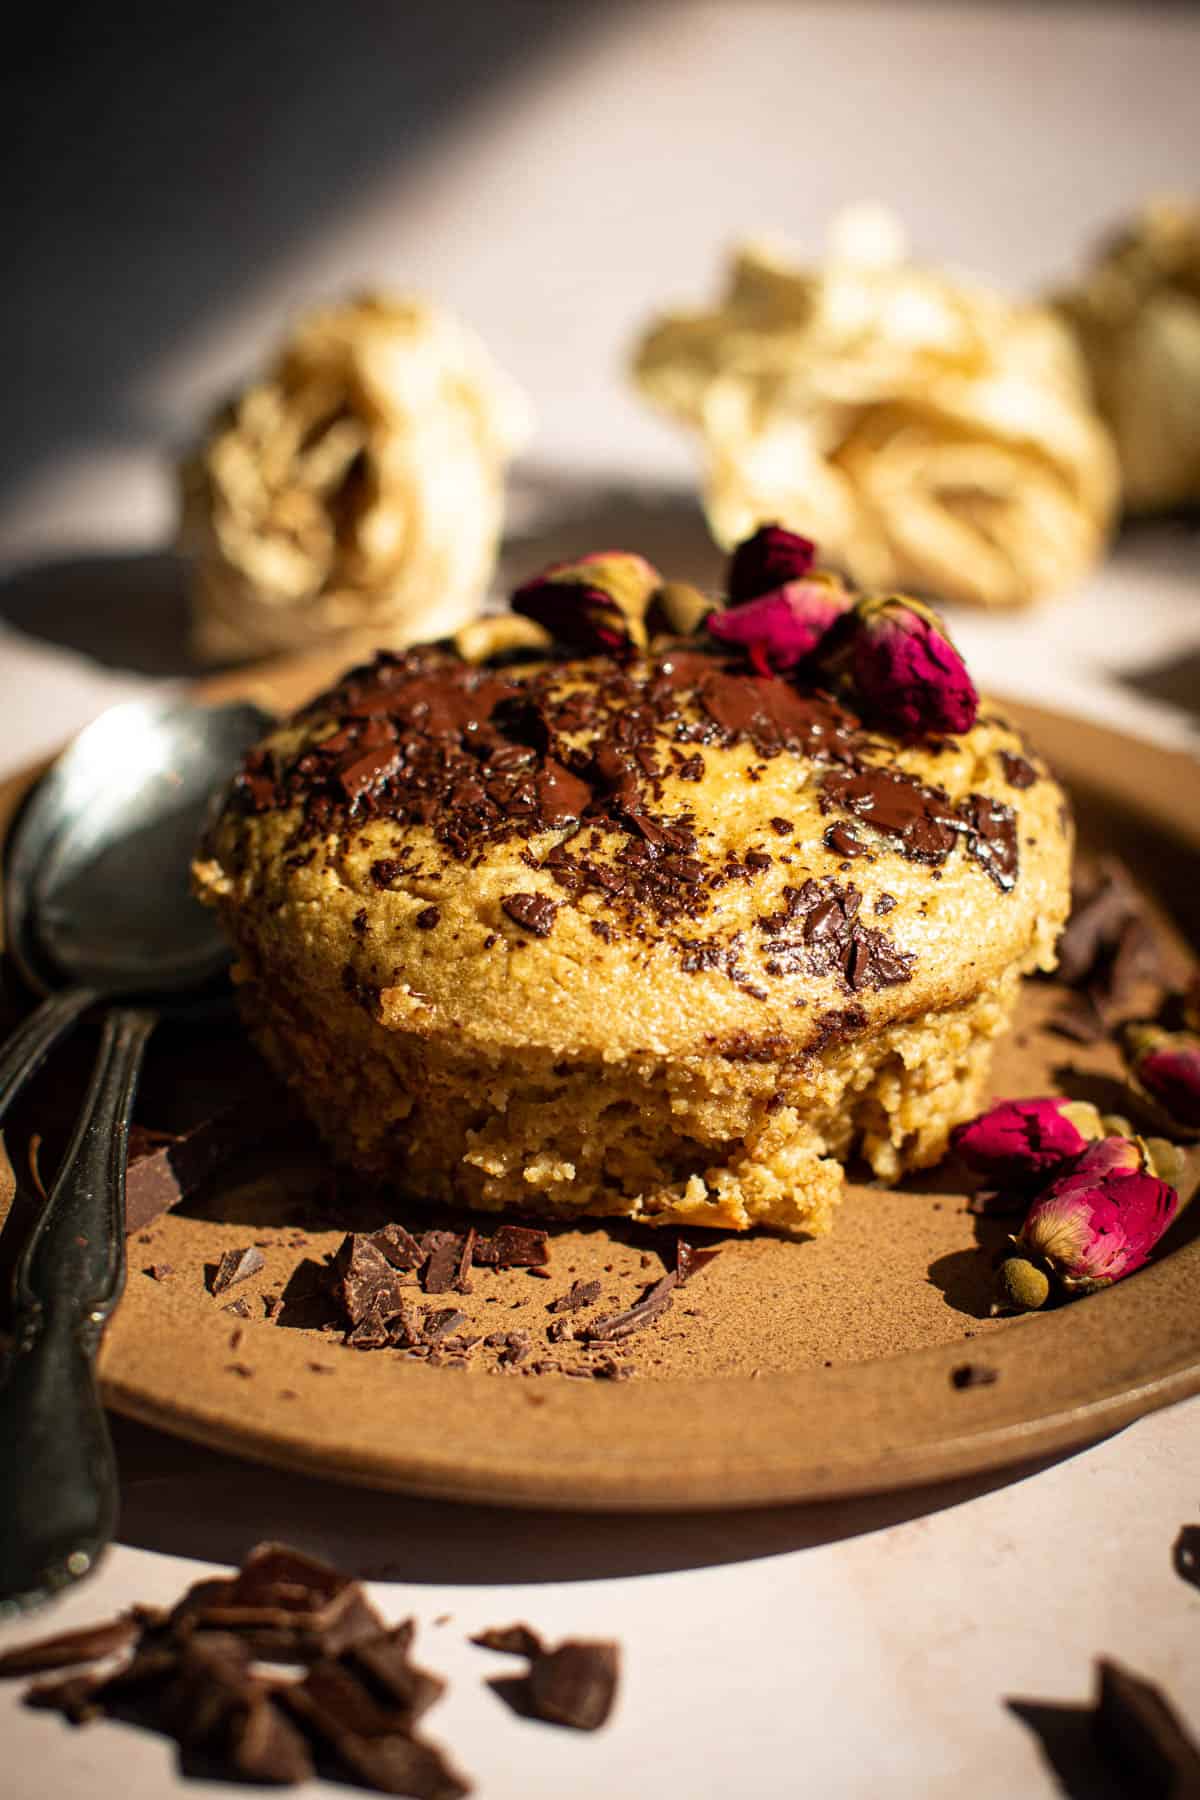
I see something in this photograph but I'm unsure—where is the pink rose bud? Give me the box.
[511,552,662,655]
[706,572,853,676]
[951,1097,1103,1185]
[1125,1024,1200,1133]
[1015,1136,1179,1293]
[834,593,979,738]
[727,524,817,603]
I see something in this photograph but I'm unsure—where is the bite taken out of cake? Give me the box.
[194,528,1072,1237]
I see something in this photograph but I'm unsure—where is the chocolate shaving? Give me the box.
[676,1238,721,1283]
[470,1625,544,1659]
[548,1279,602,1314]
[1052,857,1164,1029]
[578,1272,677,1343]
[0,1615,138,1677]
[222,1297,252,1319]
[209,1245,265,1297]
[421,1308,468,1346]
[1092,1658,1200,1797]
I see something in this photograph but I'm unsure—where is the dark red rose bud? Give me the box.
[831,593,979,738]
[512,552,661,655]
[1124,1024,1200,1135]
[1013,1136,1179,1294]
[727,525,817,604]
[706,572,853,675]
[951,1097,1103,1185]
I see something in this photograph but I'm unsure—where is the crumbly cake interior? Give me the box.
[195,641,1072,1234]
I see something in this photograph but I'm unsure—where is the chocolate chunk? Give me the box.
[1056,860,1140,988]
[999,751,1037,789]
[370,1222,424,1271]
[579,1272,677,1343]
[415,906,441,930]
[472,1627,619,1732]
[473,1225,549,1269]
[209,1245,265,1297]
[1048,992,1107,1044]
[0,1615,138,1677]
[500,892,558,938]
[222,1297,252,1319]
[528,1641,620,1732]
[333,1234,412,1326]
[1092,1658,1200,1797]
[420,1231,464,1295]
[676,1238,721,1283]
[346,1304,394,1350]
[145,1263,173,1282]
[124,1081,292,1235]
[345,1625,445,1728]
[548,1279,602,1314]
[824,821,868,858]
[282,1660,468,1800]
[421,1308,468,1346]
[1173,1524,1200,1592]
[179,1544,386,1662]
[950,1363,999,1389]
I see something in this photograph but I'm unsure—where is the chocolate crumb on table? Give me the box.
[1173,1524,1200,1592]
[1092,1658,1200,1797]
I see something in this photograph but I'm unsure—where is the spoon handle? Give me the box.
[0,985,99,1129]
[0,1004,157,1616]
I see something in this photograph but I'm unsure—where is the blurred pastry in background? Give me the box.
[1055,198,1200,514]
[179,292,531,664]
[632,207,1118,610]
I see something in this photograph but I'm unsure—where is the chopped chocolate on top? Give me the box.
[500,892,558,937]
[820,767,1019,892]
[548,1278,603,1314]
[999,750,1037,789]
[756,878,916,993]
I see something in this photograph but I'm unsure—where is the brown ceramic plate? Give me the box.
[2,675,1198,1511]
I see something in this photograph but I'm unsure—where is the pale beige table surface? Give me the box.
[1,6,1198,1796]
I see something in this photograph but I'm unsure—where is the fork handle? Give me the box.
[0,1004,156,1616]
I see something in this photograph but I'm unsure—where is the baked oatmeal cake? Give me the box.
[194,534,1071,1235]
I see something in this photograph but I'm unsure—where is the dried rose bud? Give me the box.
[727,524,817,603]
[951,1097,1103,1185]
[511,552,661,655]
[1012,1136,1178,1295]
[828,593,979,738]
[706,572,853,675]
[1125,1024,1200,1134]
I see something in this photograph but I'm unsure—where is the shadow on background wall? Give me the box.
[2,0,607,512]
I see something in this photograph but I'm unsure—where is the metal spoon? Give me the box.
[0,695,270,1616]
